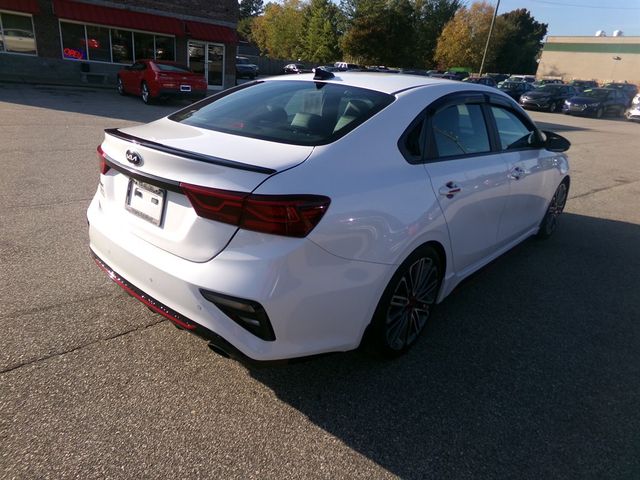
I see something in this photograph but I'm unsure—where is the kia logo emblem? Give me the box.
[125,150,142,166]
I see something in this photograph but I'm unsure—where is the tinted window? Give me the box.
[155,63,190,73]
[112,29,133,63]
[170,81,394,146]
[1,13,36,55]
[155,35,175,61]
[491,107,535,150]
[61,22,87,60]
[431,104,490,157]
[85,25,110,62]
[134,32,154,60]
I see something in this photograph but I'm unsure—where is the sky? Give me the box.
[496,0,640,37]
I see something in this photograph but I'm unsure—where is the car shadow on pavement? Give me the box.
[248,212,640,479]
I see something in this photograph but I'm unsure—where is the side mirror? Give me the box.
[541,130,570,152]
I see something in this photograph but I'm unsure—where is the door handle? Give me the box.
[439,181,462,199]
[509,166,525,180]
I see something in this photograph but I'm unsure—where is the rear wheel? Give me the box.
[537,180,569,239]
[117,77,125,95]
[141,82,152,104]
[366,246,442,358]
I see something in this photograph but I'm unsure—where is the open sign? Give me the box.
[63,48,85,59]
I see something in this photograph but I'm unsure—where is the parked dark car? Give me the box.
[520,84,579,112]
[487,73,509,83]
[498,81,534,101]
[283,63,312,74]
[463,76,497,87]
[117,60,207,104]
[444,70,469,80]
[563,88,629,118]
[569,80,598,93]
[603,83,638,105]
[532,78,564,88]
[236,56,259,79]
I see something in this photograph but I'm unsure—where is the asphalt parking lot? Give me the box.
[1,83,639,479]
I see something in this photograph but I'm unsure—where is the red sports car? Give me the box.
[117,60,208,104]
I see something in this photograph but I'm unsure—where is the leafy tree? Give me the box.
[341,0,414,66]
[303,0,343,63]
[239,0,264,19]
[251,0,307,59]
[494,9,547,74]
[339,0,382,64]
[434,1,496,71]
[414,0,461,68]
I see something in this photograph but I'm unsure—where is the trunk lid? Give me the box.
[98,118,313,262]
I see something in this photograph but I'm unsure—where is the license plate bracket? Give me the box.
[125,178,166,226]
[180,85,192,92]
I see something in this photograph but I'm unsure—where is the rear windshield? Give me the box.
[169,80,394,146]
[156,63,191,73]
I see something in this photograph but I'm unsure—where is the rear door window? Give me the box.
[431,103,490,158]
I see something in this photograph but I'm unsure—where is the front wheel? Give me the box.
[365,246,442,358]
[537,180,569,239]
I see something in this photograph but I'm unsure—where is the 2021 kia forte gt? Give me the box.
[88,72,570,363]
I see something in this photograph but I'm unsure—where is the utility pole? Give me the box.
[479,0,500,76]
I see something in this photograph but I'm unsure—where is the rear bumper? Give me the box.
[87,193,391,362]
[155,87,207,99]
[91,251,284,366]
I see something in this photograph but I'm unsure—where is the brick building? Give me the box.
[0,0,238,89]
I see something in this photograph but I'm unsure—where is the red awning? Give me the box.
[186,21,237,44]
[53,0,183,36]
[0,0,40,14]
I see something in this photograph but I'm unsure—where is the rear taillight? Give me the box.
[180,183,330,238]
[97,145,110,175]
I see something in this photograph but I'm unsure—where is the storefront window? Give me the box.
[60,22,87,60]
[59,21,176,64]
[134,32,154,60]
[111,29,133,63]
[85,25,110,62]
[155,35,174,61]
[0,13,37,55]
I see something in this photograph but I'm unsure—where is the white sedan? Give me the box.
[88,71,570,363]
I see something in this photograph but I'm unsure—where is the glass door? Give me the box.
[207,44,224,89]
[188,40,224,90]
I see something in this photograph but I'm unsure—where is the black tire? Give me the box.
[365,245,442,358]
[596,107,604,119]
[141,82,152,104]
[536,180,569,239]
[117,77,125,96]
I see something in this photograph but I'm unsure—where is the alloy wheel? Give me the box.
[543,182,568,236]
[141,83,149,104]
[385,256,439,351]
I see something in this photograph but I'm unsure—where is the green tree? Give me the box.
[494,8,547,74]
[341,0,416,66]
[239,0,264,19]
[303,0,343,63]
[251,0,307,59]
[434,1,496,71]
[414,0,461,68]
